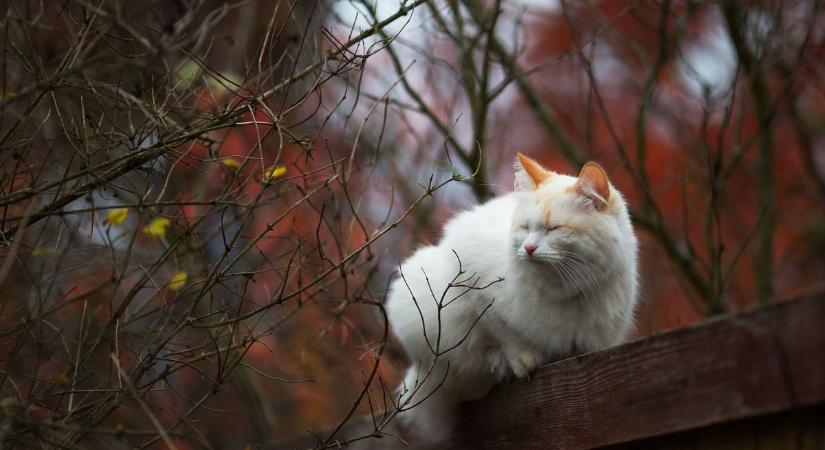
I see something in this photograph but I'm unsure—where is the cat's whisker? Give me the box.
[557,255,609,307]
[558,260,597,308]
[550,260,574,297]
[562,261,597,310]
[557,257,597,291]
[559,258,602,309]
[553,254,599,296]
[556,250,609,282]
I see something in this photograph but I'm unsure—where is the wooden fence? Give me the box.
[276,294,825,449]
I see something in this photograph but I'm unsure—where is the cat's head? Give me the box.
[510,153,634,273]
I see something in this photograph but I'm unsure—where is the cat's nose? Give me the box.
[524,244,537,256]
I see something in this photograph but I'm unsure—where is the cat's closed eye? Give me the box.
[545,225,562,233]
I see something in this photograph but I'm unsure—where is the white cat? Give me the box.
[386,153,639,445]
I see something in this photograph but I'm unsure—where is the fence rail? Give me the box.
[451,293,825,449]
[274,294,825,449]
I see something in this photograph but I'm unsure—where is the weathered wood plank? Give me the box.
[604,406,825,450]
[450,294,825,449]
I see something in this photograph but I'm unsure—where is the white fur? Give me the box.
[386,161,639,446]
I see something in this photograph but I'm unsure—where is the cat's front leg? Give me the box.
[484,315,546,379]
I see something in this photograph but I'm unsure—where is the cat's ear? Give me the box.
[514,153,552,191]
[575,162,611,210]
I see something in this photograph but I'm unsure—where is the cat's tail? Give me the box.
[396,363,459,447]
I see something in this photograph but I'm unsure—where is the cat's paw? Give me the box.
[507,350,544,379]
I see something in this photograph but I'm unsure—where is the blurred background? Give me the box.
[2,0,825,448]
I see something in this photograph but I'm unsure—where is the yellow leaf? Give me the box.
[222,158,242,169]
[173,60,201,87]
[32,247,59,256]
[169,271,187,291]
[104,208,129,226]
[263,166,287,181]
[55,373,71,387]
[143,217,171,239]
[206,72,241,96]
